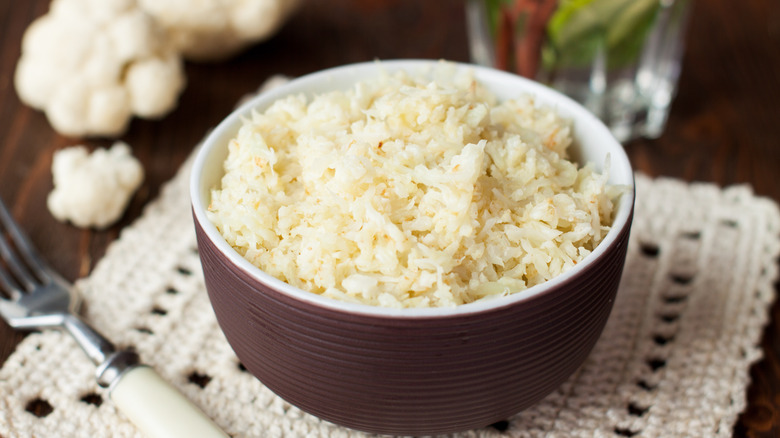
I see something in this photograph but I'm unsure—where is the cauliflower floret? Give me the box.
[136,0,302,61]
[47,142,144,229]
[14,0,186,138]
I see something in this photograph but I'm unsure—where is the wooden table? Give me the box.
[1,0,778,436]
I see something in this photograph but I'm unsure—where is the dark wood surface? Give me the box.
[1,0,778,436]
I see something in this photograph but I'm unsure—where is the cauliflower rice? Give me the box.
[208,65,620,308]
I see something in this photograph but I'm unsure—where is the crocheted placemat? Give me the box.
[1,158,778,437]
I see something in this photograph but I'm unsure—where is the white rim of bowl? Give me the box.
[191,59,635,318]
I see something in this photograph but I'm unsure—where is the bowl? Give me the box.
[190,60,635,435]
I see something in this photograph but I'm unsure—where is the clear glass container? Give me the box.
[466,0,693,142]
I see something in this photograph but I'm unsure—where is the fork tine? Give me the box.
[0,253,22,298]
[0,236,31,295]
[0,199,52,291]
[0,202,37,291]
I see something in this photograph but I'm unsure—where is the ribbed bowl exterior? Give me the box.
[194,211,633,435]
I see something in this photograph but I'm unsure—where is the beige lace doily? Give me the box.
[0,151,778,437]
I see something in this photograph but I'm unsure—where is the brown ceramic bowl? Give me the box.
[191,60,635,435]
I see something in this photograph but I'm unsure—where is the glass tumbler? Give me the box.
[466,0,693,142]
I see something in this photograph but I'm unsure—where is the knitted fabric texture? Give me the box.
[0,159,778,437]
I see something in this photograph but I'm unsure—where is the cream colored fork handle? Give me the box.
[110,366,229,438]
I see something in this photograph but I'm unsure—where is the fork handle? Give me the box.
[110,365,229,438]
[60,315,228,436]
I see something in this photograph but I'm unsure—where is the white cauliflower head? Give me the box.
[136,0,302,61]
[47,142,144,229]
[14,0,186,138]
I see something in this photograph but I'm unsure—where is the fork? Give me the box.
[0,199,228,438]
